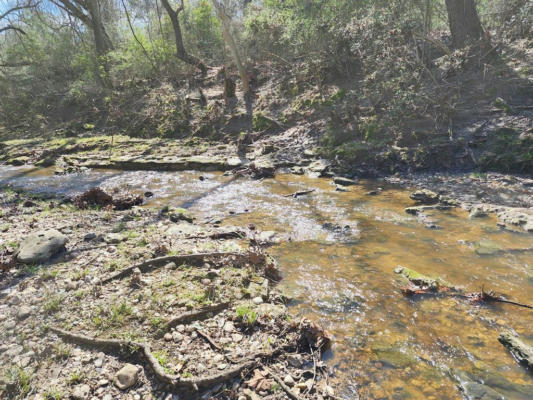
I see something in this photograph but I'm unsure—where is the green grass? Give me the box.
[44,294,64,314]
[54,343,71,360]
[4,366,32,398]
[43,387,62,400]
[68,370,84,385]
[92,300,133,329]
[236,305,258,326]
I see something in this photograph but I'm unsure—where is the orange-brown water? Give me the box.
[1,167,532,399]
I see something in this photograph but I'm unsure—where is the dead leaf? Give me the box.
[245,368,272,391]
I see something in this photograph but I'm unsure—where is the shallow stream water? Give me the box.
[1,166,532,399]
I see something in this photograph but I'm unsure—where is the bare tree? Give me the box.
[160,0,206,74]
[0,1,39,35]
[211,0,249,93]
[51,0,114,57]
[49,0,114,87]
[444,0,484,48]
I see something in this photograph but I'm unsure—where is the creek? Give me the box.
[1,165,532,399]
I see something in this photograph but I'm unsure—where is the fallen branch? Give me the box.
[401,284,533,309]
[161,302,231,334]
[283,189,316,198]
[196,329,226,355]
[466,288,533,309]
[264,367,302,400]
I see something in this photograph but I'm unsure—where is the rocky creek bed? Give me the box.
[1,164,533,400]
[0,190,334,400]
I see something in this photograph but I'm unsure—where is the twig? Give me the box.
[306,345,317,394]
[402,286,533,309]
[264,367,302,400]
[196,329,224,353]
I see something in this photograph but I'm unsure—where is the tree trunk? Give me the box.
[87,0,114,57]
[86,0,113,88]
[444,0,484,49]
[160,0,206,74]
[211,0,250,94]
[54,0,114,88]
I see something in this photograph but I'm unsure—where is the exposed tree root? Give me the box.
[98,252,248,284]
[264,367,302,400]
[160,302,231,334]
[49,327,260,395]
[181,231,246,240]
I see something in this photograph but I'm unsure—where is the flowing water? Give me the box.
[1,166,532,399]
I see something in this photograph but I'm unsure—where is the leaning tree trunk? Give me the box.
[160,0,206,74]
[87,0,113,56]
[86,0,114,88]
[444,0,484,49]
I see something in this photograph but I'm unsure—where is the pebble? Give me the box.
[325,385,335,396]
[4,320,17,330]
[283,374,295,386]
[252,296,263,305]
[17,306,32,320]
[164,333,173,342]
[83,232,96,241]
[71,384,91,400]
[232,333,243,342]
[223,321,234,332]
[114,363,140,390]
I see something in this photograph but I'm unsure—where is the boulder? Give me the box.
[409,189,440,205]
[167,207,193,223]
[469,205,488,218]
[17,229,67,264]
[461,382,504,400]
[256,231,281,245]
[395,266,438,289]
[333,176,357,186]
[497,208,533,233]
[498,331,533,370]
[114,363,140,390]
[371,346,415,369]
[475,240,502,256]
